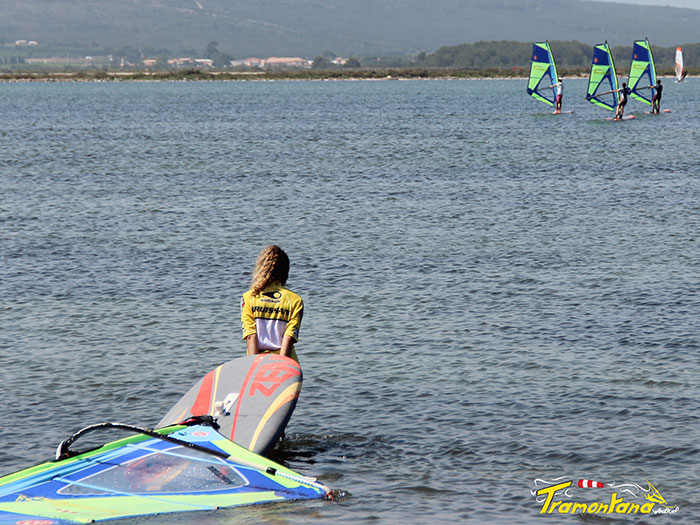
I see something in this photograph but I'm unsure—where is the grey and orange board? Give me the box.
[158,354,302,456]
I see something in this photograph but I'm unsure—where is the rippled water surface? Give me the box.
[1,78,699,523]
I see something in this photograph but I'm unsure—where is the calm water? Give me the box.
[1,78,698,524]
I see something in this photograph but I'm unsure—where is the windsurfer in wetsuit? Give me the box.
[651,79,663,114]
[615,82,630,120]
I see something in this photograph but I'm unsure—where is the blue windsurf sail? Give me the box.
[628,38,656,105]
[586,42,619,111]
[0,421,330,523]
[527,41,559,106]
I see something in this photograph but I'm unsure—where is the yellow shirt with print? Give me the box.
[241,284,303,362]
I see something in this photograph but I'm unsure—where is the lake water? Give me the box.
[1,78,698,524]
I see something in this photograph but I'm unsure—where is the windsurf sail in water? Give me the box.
[586,41,618,111]
[675,47,684,82]
[0,420,330,523]
[628,38,657,105]
[527,41,559,106]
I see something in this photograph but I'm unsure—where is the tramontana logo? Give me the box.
[531,477,679,516]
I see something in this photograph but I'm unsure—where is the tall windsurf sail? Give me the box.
[586,42,619,111]
[675,47,684,81]
[527,41,559,106]
[628,39,656,105]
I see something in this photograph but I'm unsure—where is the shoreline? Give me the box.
[0,68,688,83]
[0,70,526,83]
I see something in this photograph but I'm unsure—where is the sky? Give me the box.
[590,0,700,8]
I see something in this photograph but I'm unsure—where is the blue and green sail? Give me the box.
[0,423,330,523]
[527,41,559,106]
[628,38,656,105]
[586,42,618,111]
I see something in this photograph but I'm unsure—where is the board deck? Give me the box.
[607,115,636,121]
[158,354,302,455]
[644,109,672,114]
[552,110,574,114]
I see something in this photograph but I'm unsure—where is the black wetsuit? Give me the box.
[615,86,630,118]
[618,87,629,108]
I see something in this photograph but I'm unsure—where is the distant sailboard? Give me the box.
[527,41,559,109]
[675,47,684,82]
[586,41,619,112]
[628,38,656,106]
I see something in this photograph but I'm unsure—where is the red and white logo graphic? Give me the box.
[578,479,605,488]
[250,363,300,397]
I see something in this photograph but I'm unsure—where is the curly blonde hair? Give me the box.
[250,245,290,296]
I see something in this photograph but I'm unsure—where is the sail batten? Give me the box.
[527,41,558,107]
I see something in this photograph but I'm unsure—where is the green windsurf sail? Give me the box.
[0,422,330,523]
[628,38,656,105]
[586,42,618,111]
[527,41,559,106]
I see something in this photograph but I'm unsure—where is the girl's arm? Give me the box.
[279,335,295,358]
[246,334,260,355]
[241,292,258,354]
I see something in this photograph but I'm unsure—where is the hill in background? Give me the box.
[1,0,699,58]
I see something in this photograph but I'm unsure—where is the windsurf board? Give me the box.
[607,115,636,121]
[157,354,302,456]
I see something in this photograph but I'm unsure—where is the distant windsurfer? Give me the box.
[550,78,563,113]
[650,79,663,114]
[614,82,631,120]
[681,69,688,82]
[241,245,303,363]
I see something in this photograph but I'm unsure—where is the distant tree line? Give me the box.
[413,41,700,70]
[311,50,361,69]
[2,39,699,72]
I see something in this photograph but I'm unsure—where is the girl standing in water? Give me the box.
[240,245,303,362]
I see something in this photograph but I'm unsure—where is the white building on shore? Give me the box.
[231,57,311,69]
